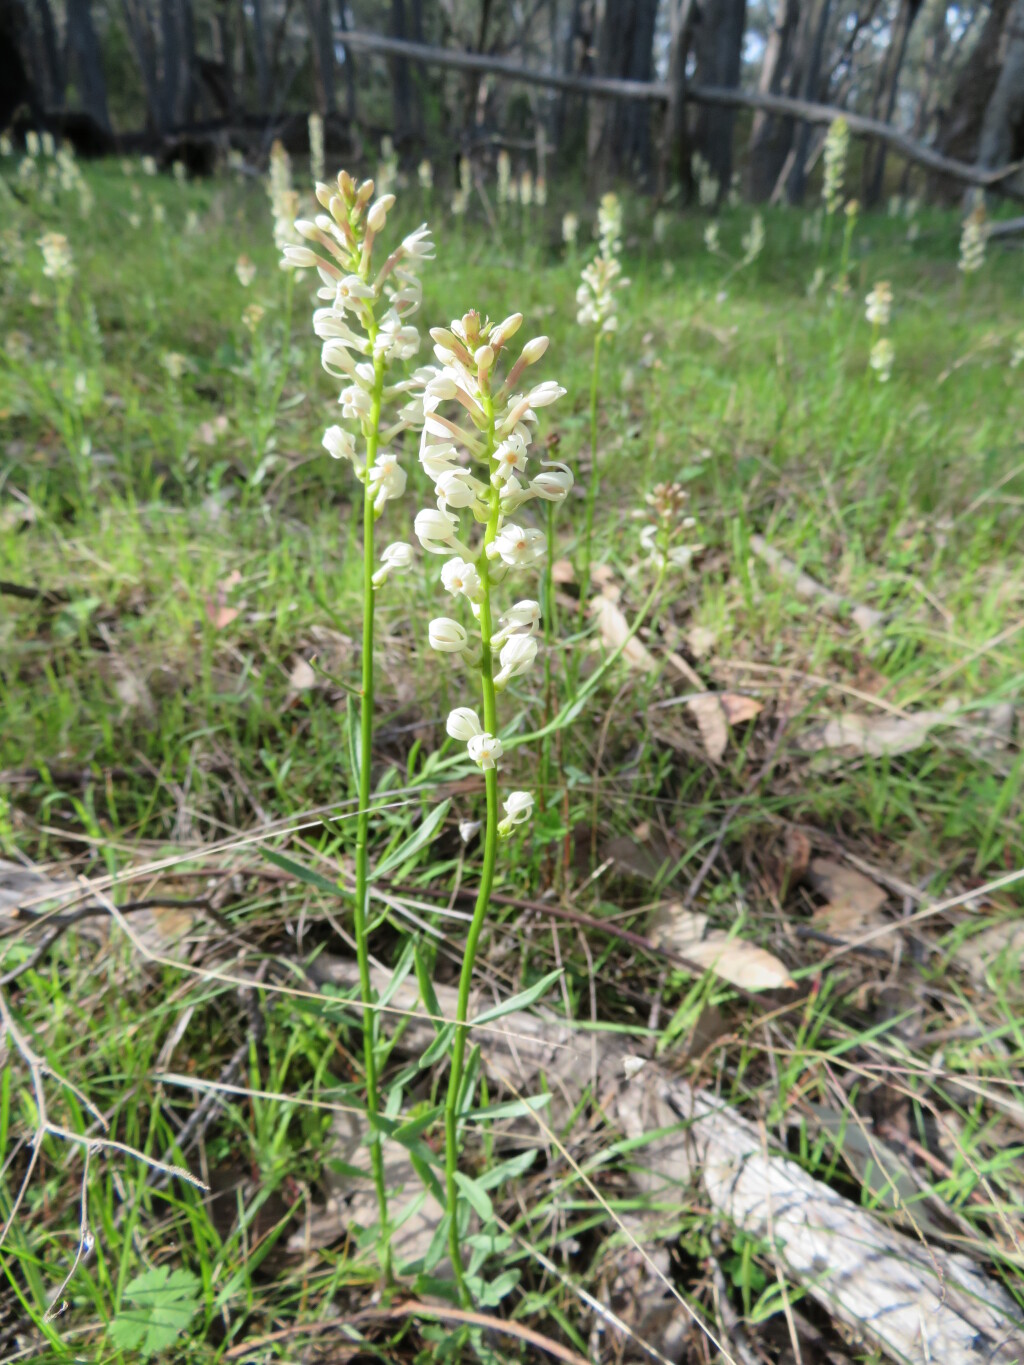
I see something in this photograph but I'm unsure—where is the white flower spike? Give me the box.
[498,791,534,837]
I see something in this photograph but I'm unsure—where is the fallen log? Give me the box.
[314,958,1024,1365]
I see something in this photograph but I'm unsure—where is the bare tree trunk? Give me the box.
[65,0,110,128]
[121,0,163,129]
[747,0,800,199]
[389,0,413,146]
[33,0,64,107]
[976,0,1024,191]
[554,0,588,155]
[335,0,357,124]
[899,0,947,193]
[693,0,748,193]
[863,0,923,205]
[251,0,270,110]
[306,0,336,115]
[931,0,1013,196]
[588,0,660,180]
[785,0,832,202]
[659,0,699,194]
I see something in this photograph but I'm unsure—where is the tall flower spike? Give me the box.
[287,168,433,1282]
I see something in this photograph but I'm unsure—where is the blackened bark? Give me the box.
[121,0,163,129]
[66,0,110,129]
[389,0,413,144]
[336,0,358,123]
[659,0,699,193]
[976,0,1024,188]
[306,0,336,114]
[588,0,659,179]
[251,0,270,109]
[863,0,923,205]
[747,0,799,199]
[693,0,749,191]
[784,0,832,202]
[931,0,1012,196]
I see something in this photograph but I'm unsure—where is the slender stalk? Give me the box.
[443,385,500,1306]
[539,501,557,812]
[354,338,391,1283]
[579,331,603,624]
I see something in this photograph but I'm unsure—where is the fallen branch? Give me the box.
[320,960,1024,1365]
[336,31,1024,197]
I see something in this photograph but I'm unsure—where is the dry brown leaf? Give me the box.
[808,857,888,937]
[551,558,576,585]
[687,625,716,659]
[683,933,795,991]
[780,827,812,888]
[805,710,949,756]
[955,922,1024,987]
[288,657,317,691]
[719,692,764,725]
[591,595,655,672]
[196,414,229,446]
[204,602,239,630]
[686,694,728,763]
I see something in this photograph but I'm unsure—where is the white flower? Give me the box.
[493,633,538,688]
[340,385,372,420]
[428,618,470,653]
[441,557,483,602]
[401,224,435,260]
[562,212,578,246]
[418,160,433,191]
[489,524,547,568]
[865,282,892,327]
[530,463,573,502]
[869,337,895,382]
[375,311,420,361]
[704,223,719,254]
[371,541,414,588]
[467,732,503,770]
[366,452,406,512]
[235,255,256,287]
[435,468,486,512]
[491,600,541,645]
[446,707,483,741]
[528,381,566,408]
[367,193,396,233]
[39,232,74,280]
[323,425,357,462]
[420,443,461,480]
[493,433,529,484]
[414,508,471,556]
[498,790,534,836]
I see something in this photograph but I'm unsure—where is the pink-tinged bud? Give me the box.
[491,313,523,348]
[367,194,395,232]
[474,344,494,373]
[283,246,320,269]
[520,336,549,365]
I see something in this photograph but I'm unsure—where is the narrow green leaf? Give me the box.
[261,848,340,896]
[414,944,444,1033]
[419,1022,456,1068]
[370,799,451,881]
[471,969,563,1026]
[475,1148,538,1191]
[454,1170,494,1222]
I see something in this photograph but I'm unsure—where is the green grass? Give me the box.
[1,152,1023,1362]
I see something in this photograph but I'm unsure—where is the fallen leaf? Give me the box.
[749,533,885,631]
[719,692,764,725]
[955,921,1024,987]
[808,857,888,937]
[591,595,655,672]
[551,559,576,585]
[648,902,709,951]
[204,602,239,630]
[686,694,728,763]
[780,827,812,890]
[590,562,619,599]
[288,657,317,691]
[686,625,716,658]
[682,933,794,991]
[800,709,949,757]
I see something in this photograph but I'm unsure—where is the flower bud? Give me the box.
[446,707,483,741]
[367,193,395,232]
[428,618,470,653]
[323,425,356,462]
[498,790,534,836]
[519,336,549,365]
[494,633,538,687]
[491,313,523,348]
[530,463,573,502]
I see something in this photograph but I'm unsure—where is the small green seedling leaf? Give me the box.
[454,1170,494,1222]
[471,969,563,1026]
[109,1266,200,1358]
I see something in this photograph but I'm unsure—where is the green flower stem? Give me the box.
[354,330,392,1284]
[444,384,500,1307]
[579,331,603,626]
[539,501,557,811]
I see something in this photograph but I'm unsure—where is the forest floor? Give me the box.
[1,155,1024,1364]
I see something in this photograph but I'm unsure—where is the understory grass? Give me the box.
[1,155,1023,1362]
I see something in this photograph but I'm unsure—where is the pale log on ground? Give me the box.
[320,958,1024,1365]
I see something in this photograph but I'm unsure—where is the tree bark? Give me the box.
[659,0,699,194]
[588,0,660,180]
[389,0,413,145]
[785,0,833,202]
[65,0,110,128]
[693,0,748,193]
[121,0,163,130]
[931,0,1013,196]
[306,0,336,115]
[862,0,924,205]
[251,0,270,110]
[747,0,800,199]
[976,0,1024,188]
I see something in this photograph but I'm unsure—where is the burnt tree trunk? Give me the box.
[747,0,800,199]
[659,0,699,194]
[389,0,413,146]
[336,0,358,124]
[588,0,660,180]
[306,0,336,115]
[65,0,109,128]
[251,0,270,110]
[693,0,748,193]
[976,0,1024,191]
[931,0,1013,196]
[862,0,924,205]
[785,0,833,202]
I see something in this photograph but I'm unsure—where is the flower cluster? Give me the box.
[308,113,325,184]
[39,232,74,281]
[823,117,849,215]
[640,482,700,570]
[562,212,579,250]
[283,170,433,579]
[865,281,892,327]
[958,205,988,275]
[268,139,299,264]
[577,192,628,334]
[235,254,256,288]
[869,338,894,383]
[415,309,566,833]
[741,212,765,265]
[691,151,719,208]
